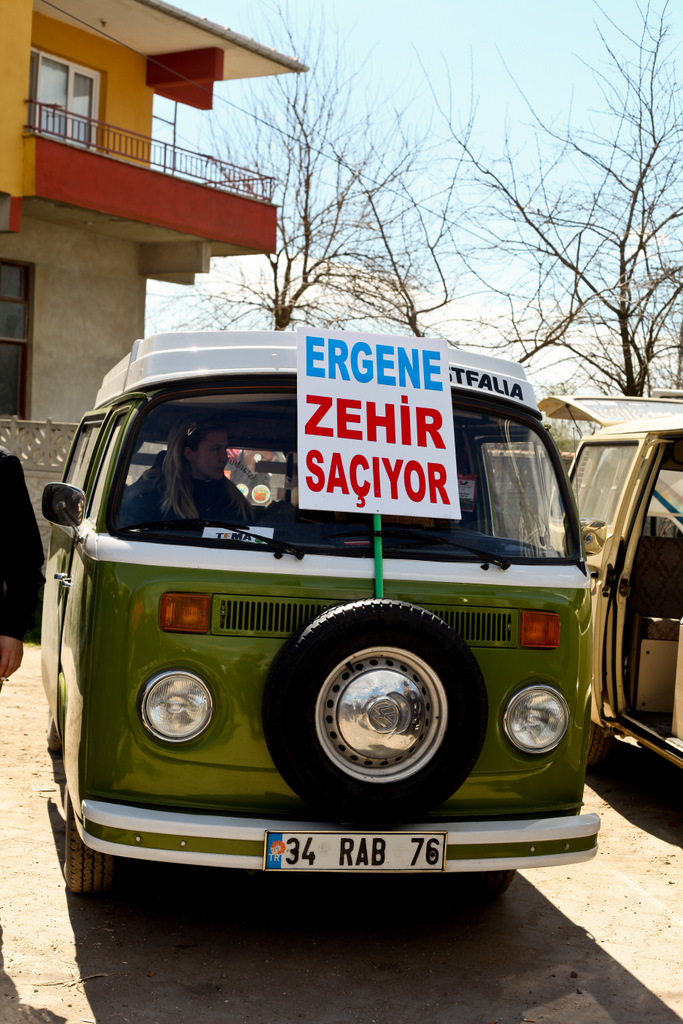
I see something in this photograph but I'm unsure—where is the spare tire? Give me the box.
[262,599,488,824]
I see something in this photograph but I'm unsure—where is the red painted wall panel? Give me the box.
[29,138,276,253]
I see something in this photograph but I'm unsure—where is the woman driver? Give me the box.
[123,419,252,524]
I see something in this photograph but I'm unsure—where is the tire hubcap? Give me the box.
[315,647,448,783]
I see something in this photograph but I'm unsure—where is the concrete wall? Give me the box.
[0,217,145,421]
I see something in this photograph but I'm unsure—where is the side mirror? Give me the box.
[580,518,607,556]
[42,482,86,530]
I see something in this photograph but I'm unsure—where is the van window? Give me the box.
[482,438,567,554]
[88,413,127,520]
[642,465,683,537]
[113,391,576,563]
[65,417,104,490]
[573,442,638,526]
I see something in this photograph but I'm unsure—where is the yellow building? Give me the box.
[0,0,304,420]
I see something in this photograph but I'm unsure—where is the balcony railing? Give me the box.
[25,99,275,203]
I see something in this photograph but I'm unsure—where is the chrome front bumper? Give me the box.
[81,799,600,873]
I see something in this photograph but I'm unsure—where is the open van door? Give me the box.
[571,434,656,726]
[543,395,683,766]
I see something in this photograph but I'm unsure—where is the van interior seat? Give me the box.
[630,535,683,625]
[639,617,680,641]
[628,535,683,713]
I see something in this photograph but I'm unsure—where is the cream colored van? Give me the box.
[541,395,683,767]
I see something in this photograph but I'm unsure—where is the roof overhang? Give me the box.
[34,0,306,108]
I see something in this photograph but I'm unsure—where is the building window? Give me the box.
[29,50,99,145]
[0,261,31,417]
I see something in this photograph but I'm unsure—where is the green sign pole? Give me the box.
[373,513,384,598]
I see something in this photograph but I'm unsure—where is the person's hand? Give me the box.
[0,636,23,679]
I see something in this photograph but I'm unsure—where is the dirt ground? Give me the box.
[1,645,682,1024]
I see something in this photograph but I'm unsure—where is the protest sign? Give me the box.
[296,329,460,519]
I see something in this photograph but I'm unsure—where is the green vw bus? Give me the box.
[41,330,599,895]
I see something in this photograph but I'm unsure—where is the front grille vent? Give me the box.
[213,596,334,638]
[212,597,516,647]
[426,607,515,646]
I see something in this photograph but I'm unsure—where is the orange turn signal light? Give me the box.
[160,593,211,633]
[520,611,561,649]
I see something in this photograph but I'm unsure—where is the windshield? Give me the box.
[112,390,576,562]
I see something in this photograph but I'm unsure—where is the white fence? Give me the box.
[0,416,77,555]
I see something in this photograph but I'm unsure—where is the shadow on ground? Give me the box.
[20,705,680,1024]
[587,737,683,849]
[40,839,681,1024]
[0,924,66,1024]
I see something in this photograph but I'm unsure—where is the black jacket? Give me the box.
[0,446,46,639]
[120,465,253,527]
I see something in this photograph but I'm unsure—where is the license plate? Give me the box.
[264,830,446,871]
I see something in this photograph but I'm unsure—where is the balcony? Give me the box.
[20,100,277,262]
[25,100,275,203]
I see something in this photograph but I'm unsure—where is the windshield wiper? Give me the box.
[378,528,511,570]
[119,519,304,560]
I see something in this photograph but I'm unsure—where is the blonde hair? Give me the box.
[161,419,227,518]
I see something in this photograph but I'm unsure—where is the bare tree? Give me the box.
[178,14,368,332]
[447,2,683,395]
[178,7,464,339]
[336,147,464,337]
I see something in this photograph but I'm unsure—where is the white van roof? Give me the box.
[539,394,683,427]
[95,331,538,414]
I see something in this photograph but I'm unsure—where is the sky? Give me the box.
[164,0,681,148]
[147,0,682,391]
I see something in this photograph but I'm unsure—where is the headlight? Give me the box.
[141,671,213,742]
[503,685,569,753]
